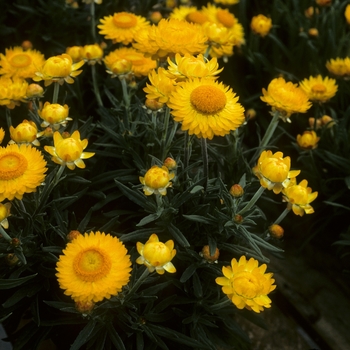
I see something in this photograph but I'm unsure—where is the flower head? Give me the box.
[260,77,312,121]
[326,58,350,79]
[0,144,47,201]
[139,165,174,196]
[44,130,95,170]
[229,184,244,197]
[0,202,11,229]
[38,102,72,130]
[201,245,220,263]
[250,14,272,37]
[296,130,320,150]
[25,83,44,100]
[169,6,209,25]
[168,78,245,139]
[345,4,350,25]
[282,179,318,216]
[253,150,301,194]
[136,233,176,274]
[215,256,276,313]
[0,76,28,109]
[299,75,338,102]
[0,46,45,79]
[33,53,84,86]
[98,12,150,45]
[80,44,104,65]
[9,119,43,146]
[214,0,239,4]
[56,231,131,303]
[66,46,83,63]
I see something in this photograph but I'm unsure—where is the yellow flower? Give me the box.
[345,4,350,25]
[252,150,301,194]
[326,57,350,79]
[136,233,176,274]
[299,75,338,102]
[98,12,150,45]
[133,18,208,60]
[167,78,245,140]
[260,77,312,121]
[104,47,157,78]
[296,130,320,150]
[165,53,223,82]
[44,130,95,170]
[0,76,28,109]
[250,14,272,37]
[321,115,335,128]
[215,256,276,313]
[139,165,174,196]
[0,202,11,229]
[80,44,104,65]
[143,68,177,104]
[9,119,43,146]
[56,231,131,303]
[33,53,84,86]
[169,6,209,25]
[38,102,72,130]
[202,4,236,28]
[0,46,45,79]
[282,179,318,216]
[0,144,47,201]
[66,46,83,63]
[0,128,5,144]
[214,0,239,4]
[25,83,44,100]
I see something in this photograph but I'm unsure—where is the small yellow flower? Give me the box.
[268,224,284,239]
[0,76,28,109]
[139,165,174,196]
[25,83,44,100]
[0,202,11,229]
[345,4,350,25]
[282,179,318,216]
[308,117,322,130]
[163,157,177,170]
[144,98,164,112]
[38,102,72,130]
[202,4,236,28]
[250,14,272,37]
[9,119,43,146]
[80,44,104,65]
[33,53,84,86]
[136,233,176,274]
[326,57,350,79]
[320,115,335,128]
[44,130,95,170]
[215,256,276,313]
[299,75,338,102]
[150,11,163,24]
[260,77,312,121]
[296,130,320,150]
[253,150,301,194]
[308,28,318,37]
[66,46,83,63]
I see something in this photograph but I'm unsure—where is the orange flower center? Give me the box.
[73,248,112,282]
[190,85,226,114]
[233,272,261,299]
[216,9,236,28]
[186,11,208,25]
[311,83,327,93]
[0,152,28,180]
[10,53,32,68]
[113,13,137,28]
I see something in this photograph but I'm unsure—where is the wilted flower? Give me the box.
[250,14,272,37]
[139,165,174,196]
[299,75,338,102]
[296,130,320,150]
[38,102,72,130]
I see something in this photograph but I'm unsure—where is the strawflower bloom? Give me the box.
[326,58,350,79]
[215,256,276,313]
[299,75,338,102]
[214,0,239,4]
[282,179,318,216]
[98,12,150,45]
[0,76,28,109]
[66,46,83,63]
[80,44,104,65]
[296,130,320,150]
[250,14,272,37]
[44,131,95,170]
[169,6,209,25]
[202,4,237,28]
[0,202,11,229]
[253,150,301,194]
[345,4,350,25]
[38,102,72,130]
[260,77,312,121]
[0,144,47,201]
[139,165,174,196]
[25,83,44,100]
[33,53,84,86]
[136,233,176,274]
[0,46,45,79]
[9,119,43,146]
[167,78,245,140]
[56,231,131,303]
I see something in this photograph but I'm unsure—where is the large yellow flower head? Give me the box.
[56,231,132,303]
[38,102,72,130]
[139,165,174,196]
[0,46,45,79]
[169,6,209,25]
[165,53,223,82]
[168,78,245,140]
[215,256,276,313]
[253,150,301,194]
[44,130,95,170]
[133,18,208,60]
[326,57,350,79]
[0,144,47,201]
[296,130,320,150]
[9,119,43,146]
[98,12,150,45]
[136,233,176,275]
[0,76,28,109]
[250,14,272,37]
[282,179,318,216]
[143,68,177,104]
[260,77,312,121]
[104,47,157,78]
[299,75,338,102]
[33,53,84,86]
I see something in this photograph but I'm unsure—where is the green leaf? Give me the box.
[136,212,162,227]
[0,273,37,290]
[70,319,97,350]
[167,223,190,247]
[182,214,215,225]
[180,263,198,283]
[106,323,126,350]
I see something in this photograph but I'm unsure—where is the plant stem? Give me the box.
[91,64,103,107]
[273,207,291,225]
[127,267,150,296]
[120,77,130,128]
[0,225,12,243]
[210,297,232,311]
[237,185,265,215]
[5,108,12,128]
[201,138,209,191]
[90,1,96,42]
[161,106,171,161]
[183,132,190,179]
[52,82,60,104]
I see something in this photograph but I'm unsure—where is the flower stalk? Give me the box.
[52,82,60,104]
[237,186,265,215]
[273,207,291,225]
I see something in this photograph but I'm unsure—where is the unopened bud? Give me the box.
[75,300,95,314]
[201,245,220,263]
[67,230,82,241]
[163,157,177,170]
[229,184,244,198]
[269,224,284,239]
[145,98,164,111]
[234,214,243,224]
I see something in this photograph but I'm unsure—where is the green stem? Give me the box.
[5,108,12,128]
[201,138,209,191]
[90,1,96,42]
[120,77,130,128]
[161,107,170,161]
[237,186,265,216]
[127,267,150,296]
[210,297,232,312]
[273,207,291,225]
[183,132,190,180]
[0,225,12,243]
[52,82,60,104]
[91,64,103,107]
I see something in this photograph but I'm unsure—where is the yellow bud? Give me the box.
[111,59,132,75]
[234,214,243,224]
[269,224,284,239]
[75,300,95,314]
[145,98,164,111]
[308,28,318,37]
[163,157,177,170]
[150,11,162,24]
[26,83,44,99]
[201,245,220,262]
[66,230,82,241]
[229,184,244,198]
[21,40,33,50]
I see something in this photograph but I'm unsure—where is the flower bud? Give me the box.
[308,28,318,37]
[75,300,95,314]
[5,253,19,266]
[21,40,33,50]
[145,98,164,111]
[66,46,83,63]
[163,157,177,170]
[234,214,243,224]
[26,83,44,99]
[67,230,82,241]
[320,115,335,128]
[269,224,284,239]
[9,119,40,145]
[229,184,244,198]
[201,245,220,263]
[150,11,162,24]
[245,108,256,120]
[10,238,21,247]
[111,59,132,75]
